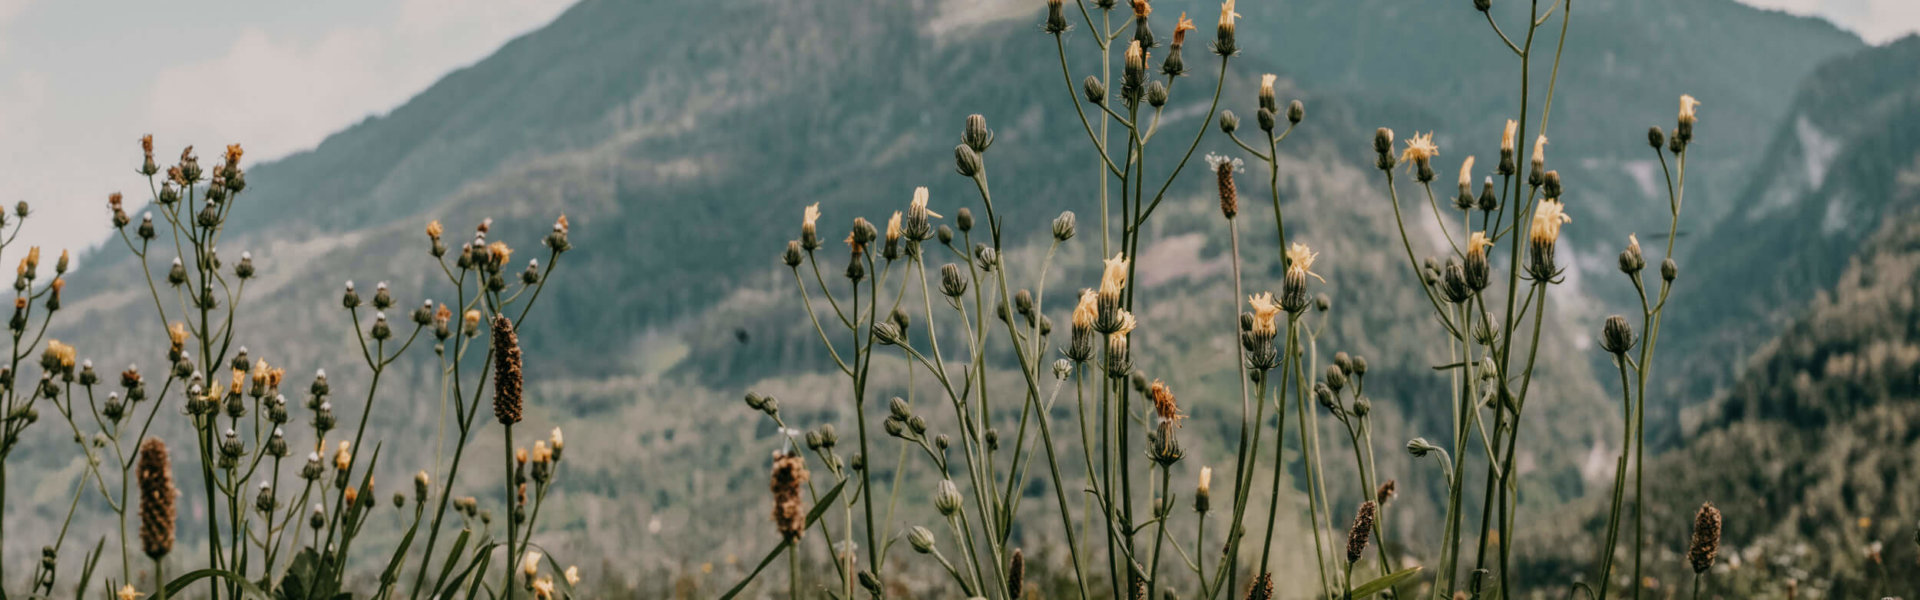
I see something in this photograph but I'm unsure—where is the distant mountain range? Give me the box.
[14,0,1899,592]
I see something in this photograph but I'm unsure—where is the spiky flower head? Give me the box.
[1247,292,1280,338]
[1528,200,1570,246]
[1285,243,1323,282]
[1100,253,1130,299]
[1148,379,1182,426]
[1073,289,1098,331]
[1172,12,1195,46]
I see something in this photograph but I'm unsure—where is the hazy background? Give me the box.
[2,0,1918,597]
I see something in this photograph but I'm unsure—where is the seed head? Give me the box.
[1688,502,1721,574]
[491,315,524,425]
[137,438,176,558]
[1345,500,1377,564]
[770,451,810,540]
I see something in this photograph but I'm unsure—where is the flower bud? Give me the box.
[963,114,993,154]
[1287,99,1304,125]
[1601,315,1635,355]
[1146,80,1168,108]
[1084,76,1107,105]
[1256,107,1275,132]
[1053,211,1076,241]
[935,480,963,516]
[940,263,968,297]
[1219,110,1239,133]
[1661,258,1677,282]
[908,526,936,554]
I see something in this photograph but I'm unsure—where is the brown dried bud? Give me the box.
[491,315,524,425]
[1007,548,1025,599]
[137,438,176,558]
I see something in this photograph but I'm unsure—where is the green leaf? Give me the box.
[428,528,474,596]
[717,478,848,600]
[1348,566,1422,599]
[165,569,273,599]
[75,537,105,600]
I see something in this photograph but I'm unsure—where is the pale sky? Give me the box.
[0,0,1911,267]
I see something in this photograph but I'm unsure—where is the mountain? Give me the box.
[1662,35,1920,442]
[11,0,1872,592]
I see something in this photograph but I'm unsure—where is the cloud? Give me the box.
[143,0,570,163]
[1739,0,1920,43]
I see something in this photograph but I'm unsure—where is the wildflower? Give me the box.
[1526,199,1570,280]
[1067,289,1098,362]
[1498,119,1519,175]
[801,203,823,250]
[1401,131,1439,182]
[1282,243,1321,312]
[565,565,580,586]
[487,241,513,269]
[492,315,524,425]
[117,584,144,600]
[1104,308,1137,377]
[1247,292,1280,338]
[43,340,76,371]
[1258,74,1277,113]
[1678,94,1700,127]
[935,479,963,516]
[1123,41,1149,99]
[334,441,353,471]
[1148,379,1182,426]
[168,322,189,354]
[771,451,811,540]
[531,576,554,600]
[1213,0,1239,55]
[522,550,544,580]
[1463,231,1493,292]
[1530,134,1549,185]
[1456,156,1477,209]
[884,211,903,259]
[905,187,939,241]
[1195,466,1212,512]
[1171,12,1195,47]
[1619,233,1646,274]
[1346,500,1377,564]
[1206,153,1243,218]
[137,438,176,558]
[1689,502,1721,574]
[1100,253,1129,299]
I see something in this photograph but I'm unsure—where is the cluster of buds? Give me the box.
[742,391,780,416]
[882,396,930,442]
[516,427,565,490]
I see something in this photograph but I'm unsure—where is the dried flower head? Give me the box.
[45,339,76,369]
[1529,199,1571,246]
[487,241,513,267]
[770,451,810,540]
[1532,134,1549,165]
[1172,12,1195,46]
[1148,379,1182,426]
[137,438,176,558]
[564,565,581,586]
[1458,155,1476,187]
[1100,253,1130,299]
[426,220,444,240]
[1125,40,1147,71]
[1206,153,1243,218]
[1679,94,1701,124]
[1467,231,1494,258]
[885,211,903,244]
[1218,0,1239,29]
[1285,242,1323,282]
[335,440,353,471]
[491,314,524,425]
[1689,502,1721,574]
[1131,0,1150,17]
[1501,119,1518,153]
[117,584,144,600]
[224,143,244,166]
[531,576,555,600]
[1376,479,1397,504]
[1247,292,1280,337]
[1400,131,1439,167]
[1073,289,1098,330]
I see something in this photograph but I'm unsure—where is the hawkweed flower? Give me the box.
[1455,156,1477,209]
[1346,500,1377,564]
[1194,466,1212,512]
[1526,199,1570,281]
[770,451,810,540]
[1499,119,1518,175]
[1162,13,1193,76]
[905,187,940,241]
[1122,40,1148,102]
[1676,94,1700,147]
[1206,153,1243,218]
[1401,131,1439,182]
[1148,379,1182,426]
[801,203,822,251]
[1373,127,1396,170]
[1067,289,1097,362]
[1095,253,1130,332]
[1689,502,1721,574]
[1601,315,1635,355]
[139,134,158,175]
[137,438,176,558]
[492,315,524,425]
[1043,0,1070,33]
[1464,231,1492,291]
[1619,234,1645,273]
[1243,292,1281,369]
[1103,309,1137,377]
[1529,134,1548,186]
[1282,243,1321,313]
[1212,0,1239,56]
[1131,0,1155,48]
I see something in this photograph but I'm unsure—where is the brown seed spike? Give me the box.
[1007,548,1025,599]
[137,438,177,559]
[491,314,524,425]
[770,452,810,540]
[1216,160,1238,218]
[1688,502,1722,574]
[1244,572,1272,600]
[1346,500,1377,564]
